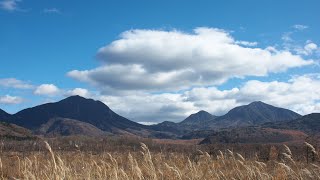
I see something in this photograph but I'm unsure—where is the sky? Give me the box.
[1,0,320,124]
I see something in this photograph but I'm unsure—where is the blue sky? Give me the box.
[1,0,320,123]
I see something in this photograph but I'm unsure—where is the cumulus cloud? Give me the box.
[95,74,320,123]
[304,42,318,55]
[0,78,33,89]
[0,0,21,11]
[65,88,91,98]
[68,28,312,92]
[184,74,320,116]
[294,41,319,56]
[99,93,195,123]
[0,95,23,104]
[34,84,60,96]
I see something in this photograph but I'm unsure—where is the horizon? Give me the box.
[1,0,320,124]
[0,95,306,125]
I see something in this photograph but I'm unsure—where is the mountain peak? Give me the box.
[249,101,264,104]
[60,95,91,102]
[197,110,211,114]
[248,101,269,107]
[214,101,301,127]
[180,110,216,125]
[8,95,145,131]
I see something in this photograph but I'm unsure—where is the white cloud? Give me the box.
[95,74,320,123]
[304,42,318,55]
[0,95,23,104]
[294,42,318,56]
[34,84,60,96]
[99,93,195,123]
[235,40,258,47]
[0,78,33,89]
[138,122,158,125]
[69,27,312,92]
[43,8,61,14]
[292,24,308,31]
[0,0,21,11]
[65,88,91,98]
[183,74,320,116]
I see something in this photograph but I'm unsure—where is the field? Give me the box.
[0,136,319,179]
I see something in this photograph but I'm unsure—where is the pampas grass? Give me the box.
[0,141,319,179]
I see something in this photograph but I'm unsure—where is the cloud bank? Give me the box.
[98,74,320,123]
[68,28,312,93]
[0,95,23,104]
[34,84,60,96]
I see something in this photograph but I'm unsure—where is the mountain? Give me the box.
[263,113,320,135]
[200,127,307,144]
[150,111,216,136]
[6,96,147,133]
[179,110,216,125]
[209,101,301,128]
[36,117,108,137]
[0,109,11,121]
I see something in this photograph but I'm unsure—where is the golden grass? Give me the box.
[0,141,319,179]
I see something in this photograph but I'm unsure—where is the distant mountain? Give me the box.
[151,102,301,137]
[36,117,108,137]
[263,113,320,135]
[150,111,216,136]
[6,96,147,133]
[200,127,307,144]
[179,110,216,125]
[0,122,33,140]
[0,109,11,121]
[209,101,301,128]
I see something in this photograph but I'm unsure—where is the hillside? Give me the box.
[36,117,108,137]
[0,122,33,139]
[263,113,320,134]
[0,109,11,121]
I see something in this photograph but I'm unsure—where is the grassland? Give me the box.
[0,136,319,179]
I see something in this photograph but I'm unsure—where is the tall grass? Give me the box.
[0,141,319,179]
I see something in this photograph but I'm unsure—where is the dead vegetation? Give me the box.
[0,137,319,179]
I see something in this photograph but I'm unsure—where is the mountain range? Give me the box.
[0,95,318,144]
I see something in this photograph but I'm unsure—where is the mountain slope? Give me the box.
[263,113,320,134]
[8,96,147,132]
[179,110,216,125]
[0,122,33,139]
[210,101,301,128]
[0,109,11,121]
[36,117,107,137]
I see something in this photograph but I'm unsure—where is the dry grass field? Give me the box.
[0,137,319,180]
